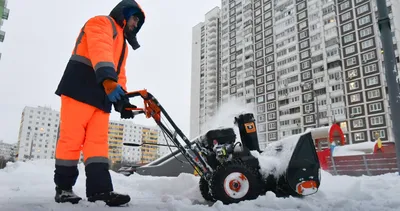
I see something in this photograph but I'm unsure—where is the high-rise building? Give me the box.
[108,120,125,164]
[116,120,170,164]
[191,0,398,148]
[15,105,169,164]
[0,0,10,60]
[16,106,60,161]
[190,7,221,139]
[0,140,15,160]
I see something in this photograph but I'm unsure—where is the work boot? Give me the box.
[54,186,82,204]
[87,191,131,207]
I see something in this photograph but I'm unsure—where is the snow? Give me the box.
[0,159,400,211]
[251,132,304,178]
[332,141,377,157]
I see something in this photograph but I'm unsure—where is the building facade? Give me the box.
[190,7,221,139]
[117,121,170,164]
[0,0,10,60]
[0,140,15,160]
[15,105,169,164]
[191,0,398,148]
[16,106,60,161]
[108,120,125,164]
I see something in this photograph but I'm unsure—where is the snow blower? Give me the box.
[122,89,321,204]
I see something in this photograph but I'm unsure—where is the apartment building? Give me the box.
[108,120,125,164]
[0,140,15,160]
[192,0,397,147]
[119,121,170,164]
[190,7,221,139]
[0,0,10,60]
[16,106,60,161]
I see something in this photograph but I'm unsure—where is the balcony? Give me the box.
[0,30,5,42]
[208,43,217,52]
[208,31,217,40]
[2,7,9,20]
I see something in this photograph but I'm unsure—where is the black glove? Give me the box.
[113,96,137,119]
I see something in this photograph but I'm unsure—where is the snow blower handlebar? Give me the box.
[123,89,213,178]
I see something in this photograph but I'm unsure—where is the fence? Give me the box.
[325,153,398,176]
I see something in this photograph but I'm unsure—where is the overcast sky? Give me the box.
[0,0,220,144]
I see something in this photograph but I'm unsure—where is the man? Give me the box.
[53,0,145,207]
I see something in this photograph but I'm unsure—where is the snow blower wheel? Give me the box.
[199,176,216,202]
[209,159,264,204]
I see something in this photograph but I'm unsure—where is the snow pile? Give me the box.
[332,141,377,157]
[251,133,304,178]
[1,159,400,210]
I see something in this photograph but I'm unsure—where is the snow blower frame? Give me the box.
[123,89,321,204]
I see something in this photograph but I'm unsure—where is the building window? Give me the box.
[345,45,356,55]
[300,50,309,59]
[256,86,265,95]
[258,123,266,132]
[257,114,266,122]
[359,26,372,38]
[257,95,265,104]
[257,104,265,113]
[343,33,354,43]
[267,83,275,91]
[367,89,380,99]
[368,102,382,112]
[350,93,361,102]
[361,39,374,50]
[372,130,386,139]
[305,115,313,123]
[353,119,364,128]
[342,22,353,33]
[341,12,352,22]
[351,106,362,115]
[267,112,276,120]
[369,102,382,112]
[302,61,310,69]
[362,51,376,62]
[358,14,371,26]
[370,116,384,125]
[346,57,357,66]
[304,104,313,112]
[349,81,359,90]
[267,102,275,110]
[268,122,276,130]
[340,1,351,11]
[356,3,369,15]
[365,76,379,86]
[354,132,365,141]
[268,132,276,140]
[267,93,275,100]
[364,63,378,74]
[348,69,358,78]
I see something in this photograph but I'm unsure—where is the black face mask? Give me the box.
[124,26,140,50]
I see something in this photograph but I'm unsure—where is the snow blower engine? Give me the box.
[122,89,321,204]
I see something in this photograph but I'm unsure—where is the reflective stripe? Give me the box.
[55,159,79,167]
[73,26,86,55]
[70,54,92,67]
[71,15,118,57]
[94,61,115,72]
[84,156,109,166]
[104,16,118,39]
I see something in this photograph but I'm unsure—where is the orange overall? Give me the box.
[53,1,145,197]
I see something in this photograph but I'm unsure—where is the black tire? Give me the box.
[210,159,264,204]
[199,176,216,202]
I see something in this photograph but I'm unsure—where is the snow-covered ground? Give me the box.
[0,159,399,211]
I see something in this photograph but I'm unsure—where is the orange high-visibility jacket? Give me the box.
[55,0,145,113]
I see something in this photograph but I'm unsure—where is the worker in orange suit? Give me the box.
[53,0,145,207]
